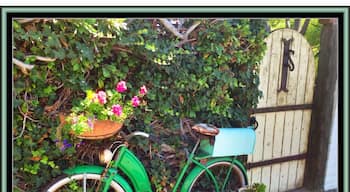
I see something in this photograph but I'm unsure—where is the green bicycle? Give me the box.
[44,121,257,192]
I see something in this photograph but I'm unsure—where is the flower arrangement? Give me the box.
[66,80,148,135]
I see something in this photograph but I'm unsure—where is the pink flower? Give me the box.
[111,104,123,116]
[97,91,107,104]
[87,118,93,128]
[139,85,148,95]
[131,96,140,107]
[116,81,127,93]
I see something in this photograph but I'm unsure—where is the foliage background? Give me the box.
[12,18,268,191]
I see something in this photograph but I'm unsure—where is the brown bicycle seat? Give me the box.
[191,123,219,136]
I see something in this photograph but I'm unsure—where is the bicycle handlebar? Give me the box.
[125,131,161,144]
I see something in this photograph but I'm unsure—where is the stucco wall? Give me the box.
[324,79,338,191]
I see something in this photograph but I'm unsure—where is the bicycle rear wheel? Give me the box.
[188,161,247,192]
[43,173,125,192]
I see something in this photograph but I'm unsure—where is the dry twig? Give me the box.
[26,55,56,62]
[13,92,32,140]
[13,58,34,70]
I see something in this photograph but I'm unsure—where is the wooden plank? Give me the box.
[296,159,306,188]
[263,113,275,160]
[248,114,267,186]
[295,36,309,105]
[263,113,276,192]
[270,112,285,192]
[248,114,266,185]
[247,169,253,186]
[251,114,266,163]
[295,110,311,188]
[264,31,282,191]
[257,35,273,108]
[282,111,294,156]
[247,144,253,185]
[270,164,281,192]
[247,150,253,185]
[300,110,312,153]
[287,160,299,190]
[279,162,290,191]
[279,110,295,191]
[286,30,303,105]
[251,167,262,186]
[266,30,283,108]
[272,112,285,158]
[287,110,303,189]
[304,46,316,104]
[261,166,271,192]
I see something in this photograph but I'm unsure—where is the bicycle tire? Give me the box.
[43,173,126,192]
[188,161,247,192]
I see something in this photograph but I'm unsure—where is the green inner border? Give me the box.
[344,7,349,192]
[1,7,348,192]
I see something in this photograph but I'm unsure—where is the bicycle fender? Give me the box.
[180,157,248,192]
[63,165,133,192]
[114,147,152,192]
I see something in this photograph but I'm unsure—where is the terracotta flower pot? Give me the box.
[76,120,123,140]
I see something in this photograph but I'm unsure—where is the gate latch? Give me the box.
[278,38,295,92]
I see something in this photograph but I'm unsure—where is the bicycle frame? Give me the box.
[63,136,248,192]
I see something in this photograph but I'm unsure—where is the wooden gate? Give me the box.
[246,29,316,192]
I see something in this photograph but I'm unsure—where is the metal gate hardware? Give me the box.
[278,38,295,92]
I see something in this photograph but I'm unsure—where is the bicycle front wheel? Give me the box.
[188,161,247,192]
[43,173,126,192]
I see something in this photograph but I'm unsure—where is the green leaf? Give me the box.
[43,86,54,95]
[21,103,28,113]
[145,43,156,52]
[40,156,49,164]
[98,79,104,88]
[73,62,80,71]
[102,67,111,78]
[53,49,66,60]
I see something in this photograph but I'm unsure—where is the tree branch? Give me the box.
[159,19,184,39]
[159,19,201,41]
[184,21,201,39]
[175,38,196,48]
[293,19,301,31]
[299,19,311,35]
